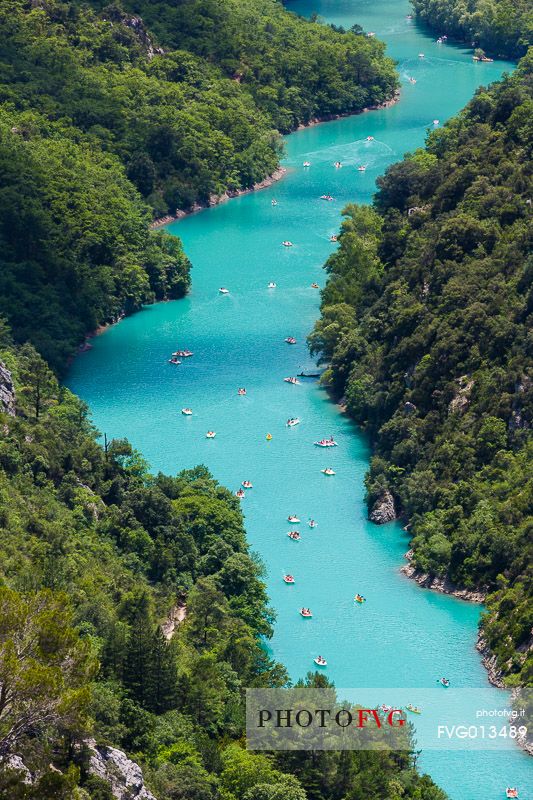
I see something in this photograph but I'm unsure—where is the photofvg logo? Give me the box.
[246,688,532,751]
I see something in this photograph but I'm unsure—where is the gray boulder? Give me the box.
[369,490,397,524]
[0,361,15,416]
[86,740,157,800]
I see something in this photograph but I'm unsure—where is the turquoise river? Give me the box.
[67,1,531,797]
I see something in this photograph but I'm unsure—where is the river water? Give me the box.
[66,1,531,796]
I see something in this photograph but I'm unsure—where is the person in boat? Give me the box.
[330,235,338,242]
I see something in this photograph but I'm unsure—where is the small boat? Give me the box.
[408,77,417,84]
[300,608,313,618]
[506,789,519,799]
[439,678,450,688]
[314,656,327,666]
[442,35,448,40]
[173,350,193,357]
[219,287,229,294]
[282,241,293,247]
[311,283,319,288]
[206,431,216,438]
[354,594,366,604]
[406,704,422,714]
[268,282,277,288]
[308,519,318,528]
[266,433,272,441]
[320,194,334,201]
[367,31,375,37]
[287,531,301,541]
[181,408,193,415]
[481,56,494,62]
[287,418,300,427]
[271,199,278,206]
[357,165,366,171]
[333,161,342,168]
[288,515,301,523]
[284,377,300,385]
[321,467,336,475]
[380,704,393,714]
[433,119,439,125]
[235,488,245,498]
[418,53,425,58]
[472,55,480,61]
[283,574,295,584]
[237,387,247,395]
[366,136,374,141]
[406,14,413,19]
[168,358,181,365]
[242,480,253,489]
[314,438,338,447]
[330,235,338,242]
[303,161,311,167]
[285,336,297,345]
[436,37,443,44]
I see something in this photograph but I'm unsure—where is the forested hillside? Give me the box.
[0,0,397,372]
[411,0,532,59]
[310,54,532,686]
[0,338,447,799]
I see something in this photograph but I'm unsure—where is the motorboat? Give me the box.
[282,241,293,247]
[308,519,318,528]
[219,287,229,294]
[284,377,300,385]
[367,31,375,37]
[406,14,413,19]
[408,77,417,84]
[285,336,297,344]
[268,282,277,288]
[173,350,193,357]
[357,165,366,171]
[333,161,342,168]
[314,656,327,666]
[314,438,338,447]
[439,678,450,688]
[287,418,300,427]
[354,594,366,603]
[506,789,519,799]
[288,515,301,523]
[242,480,253,489]
[271,199,278,206]
[181,408,193,415]
[366,136,374,141]
[311,283,319,288]
[300,608,313,617]
[419,53,425,58]
[206,431,216,439]
[287,531,301,540]
[237,388,247,395]
[235,488,245,498]
[168,358,181,365]
[321,467,336,475]
[320,194,334,201]
[330,235,338,242]
[283,574,295,584]
[303,161,311,167]
[433,119,439,125]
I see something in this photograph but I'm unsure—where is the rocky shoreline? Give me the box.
[150,90,401,229]
[400,550,487,602]
[150,167,288,228]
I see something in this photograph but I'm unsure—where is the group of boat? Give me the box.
[169,348,193,364]
[314,437,337,447]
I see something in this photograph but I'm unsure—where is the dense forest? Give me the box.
[0,0,397,371]
[0,337,447,799]
[310,53,532,686]
[411,0,532,59]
